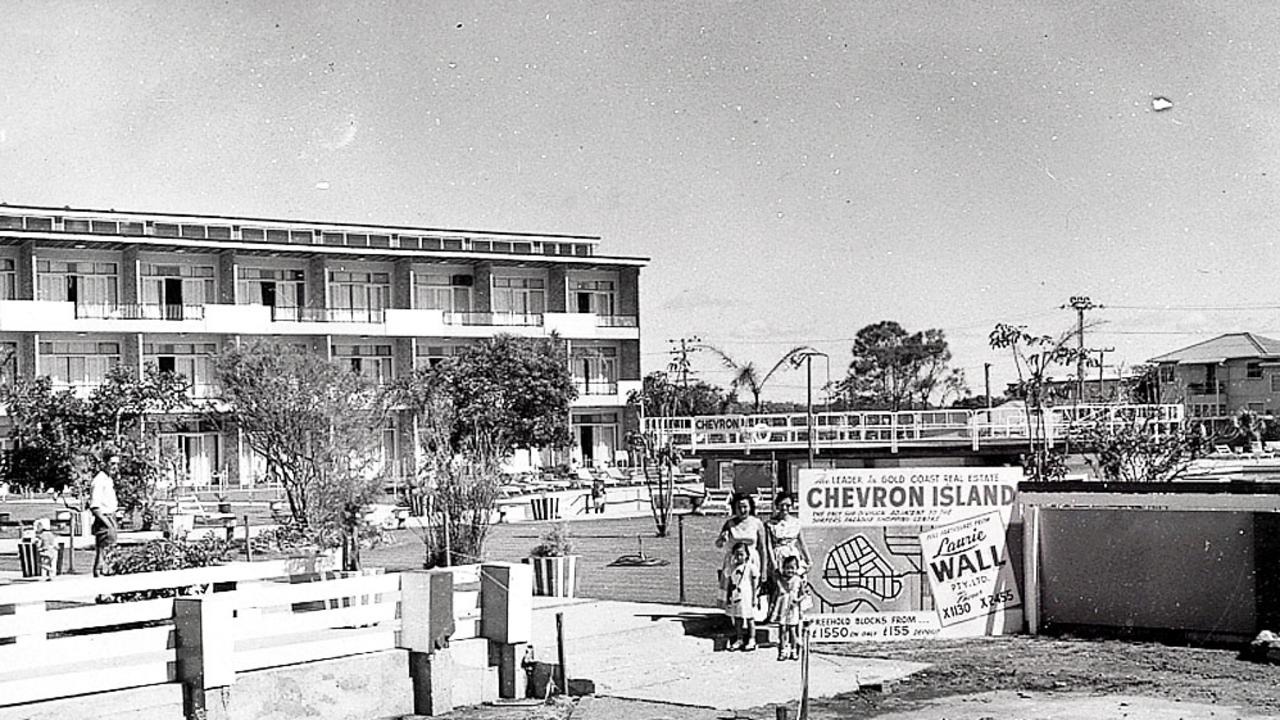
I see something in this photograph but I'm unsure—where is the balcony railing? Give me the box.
[270,306,385,323]
[595,314,638,328]
[1186,382,1226,396]
[74,303,206,321]
[574,379,619,396]
[443,312,544,327]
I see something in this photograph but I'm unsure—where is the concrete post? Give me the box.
[546,266,567,313]
[121,246,139,306]
[174,594,236,720]
[481,562,533,699]
[473,262,493,313]
[400,570,457,716]
[306,257,328,309]
[217,251,237,304]
[17,240,35,300]
[392,258,413,309]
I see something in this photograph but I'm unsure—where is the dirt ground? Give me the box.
[433,634,1280,720]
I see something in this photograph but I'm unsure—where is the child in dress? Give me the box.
[32,518,59,581]
[771,555,810,660]
[722,541,760,651]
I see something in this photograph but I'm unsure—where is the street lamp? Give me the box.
[793,350,830,469]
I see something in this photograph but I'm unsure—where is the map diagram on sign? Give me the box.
[810,527,932,614]
[821,534,905,599]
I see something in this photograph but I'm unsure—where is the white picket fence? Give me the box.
[0,559,490,708]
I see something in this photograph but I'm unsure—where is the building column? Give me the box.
[546,266,567,313]
[17,241,35,300]
[121,246,140,306]
[219,419,241,486]
[618,267,639,316]
[473,262,493,313]
[19,333,38,379]
[619,340,640,383]
[393,258,413,309]
[307,257,328,309]
[122,333,143,376]
[217,251,236,304]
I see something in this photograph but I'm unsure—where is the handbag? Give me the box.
[753,592,770,622]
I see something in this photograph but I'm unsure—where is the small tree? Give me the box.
[213,341,390,566]
[628,371,736,417]
[627,430,682,537]
[0,364,187,527]
[989,323,1093,481]
[1081,420,1202,483]
[395,335,576,567]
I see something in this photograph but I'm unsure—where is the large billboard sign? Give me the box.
[800,467,1023,642]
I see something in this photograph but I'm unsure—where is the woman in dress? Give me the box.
[715,493,768,638]
[766,491,811,618]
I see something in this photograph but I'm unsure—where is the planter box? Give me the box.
[527,555,579,597]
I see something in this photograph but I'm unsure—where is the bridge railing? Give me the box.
[644,404,1185,453]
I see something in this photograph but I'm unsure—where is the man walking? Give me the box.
[89,454,120,577]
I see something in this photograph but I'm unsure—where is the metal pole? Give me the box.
[806,355,815,469]
[984,362,992,410]
[677,513,686,604]
[244,514,252,561]
[555,611,568,696]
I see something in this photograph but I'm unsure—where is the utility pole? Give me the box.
[1096,347,1115,402]
[666,336,701,388]
[1066,296,1100,404]
[983,362,992,410]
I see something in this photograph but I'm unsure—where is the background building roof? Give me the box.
[1148,332,1280,364]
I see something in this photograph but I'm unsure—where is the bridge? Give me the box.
[643,404,1186,455]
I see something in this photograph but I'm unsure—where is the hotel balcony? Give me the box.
[571,378,640,408]
[443,312,544,327]
[594,314,638,328]
[0,301,640,341]
[75,303,207,321]
[1186,382,1226,398]
[270,306,385,324]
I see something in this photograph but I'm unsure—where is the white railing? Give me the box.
[644,404,1186,453]
[0,559,513,710]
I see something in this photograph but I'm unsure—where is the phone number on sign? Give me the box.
[807,614,939,642]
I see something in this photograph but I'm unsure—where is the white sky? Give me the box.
[2,2,1279,402]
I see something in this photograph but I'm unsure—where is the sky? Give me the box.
[3,1,1280,404]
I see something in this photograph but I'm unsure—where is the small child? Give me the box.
[32,518,59,581]
[722,541,759,651]
[770,555,810,660]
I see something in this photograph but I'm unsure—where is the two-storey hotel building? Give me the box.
[0,204,646,488]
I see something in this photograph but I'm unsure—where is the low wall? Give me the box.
[1021,484,1280,644]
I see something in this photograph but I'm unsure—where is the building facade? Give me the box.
[1149,332,1280,421]
[0,204,645,488]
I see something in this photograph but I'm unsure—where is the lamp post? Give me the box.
[794,350,830,469]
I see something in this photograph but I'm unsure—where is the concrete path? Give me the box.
[530,598,928,712]
[859,690,1280,720]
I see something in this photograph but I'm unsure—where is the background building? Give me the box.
[1149,332,1280,422]
[0,204,645,488]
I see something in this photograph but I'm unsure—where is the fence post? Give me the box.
[481,562,533,699]
[1022,504,1041,634]
[174,593,236,720]
[400,569,457,716]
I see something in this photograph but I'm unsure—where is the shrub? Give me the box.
[530,524,573,557]
[104,536,232,601]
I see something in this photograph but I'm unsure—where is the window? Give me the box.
[572,347,618,394]
[1248,362,1263,379]
[0,341,16,385]
[238,268,305,308]
[492,276,545,315]
[414,273,473,312]
[571,279,616,315]
[141,263,215,307]
[329,271,390,316]
[333,344,393,383]
[144,342,217,395]
[1158,364,1175,383]
[1248,402,1266,414]
[0,258,14,300]
[159,431,222,487]
[39,341,120,386]
[37,260,118,306]
[1271,374,1280,393]
[414,344,467,369]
